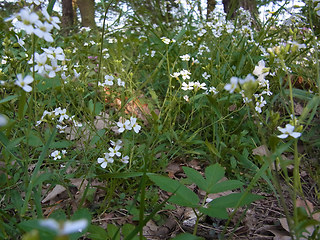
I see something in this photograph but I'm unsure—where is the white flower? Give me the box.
[180,54,190,61]
[181,82,194,91]
[277,124,301,139]
[183,95,189,102]
[15,74,33,92]
[51,150,61,160]
[42,9,61,30]
[0,114,8,127]
[202,72,211,80]
[161,37,171,44]
[253,60,269,78]
[58,109,69,122]
[104,75,114,86]
[224,77,239,93]
[117,78,125,87]
[108,145,121,157]
[56,124,67,133]
[130,117,141,133]
[110,140,122,147]
[121,155,129,164]
[39,219,88,236]
[74,69,80,78]
[32,52,47,76]
[170,72,180,79]
[16,35,25,49]
[208,86,218,95]
[117,118,130,132]
[43,47,65,61]
[45,59,61,78]
[193,81,207,91]
[72,120,83,127]
[34,21,54,42]
[239,74,256,85]
[180,69,191,80]
[191,58,199,65]
[255,96,267,113]
[15,8,39,34]
[97,157,108,168]
[185,40,194,47]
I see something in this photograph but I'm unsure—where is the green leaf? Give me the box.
[208,193,263,208]
[182,166,207,191]
[209,180,244,194]
[33,172,52,186]
[107,224,120,240]
[87,225,109,240]
[122,224,139,240]
[149,174,199,207]
[204,164,225,192]
[172,233,204,240]
[26,132,43,147]
[199,206,229,219]
[47,0,56,15]
[88,99,94,115]
[0,95,18,104]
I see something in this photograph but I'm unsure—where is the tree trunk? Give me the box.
[222,0,239,19]
[206,0,216,20]
[61,0,74,33]
[222,0,257,19]
[76,0,96,28]
[239,0,258,16]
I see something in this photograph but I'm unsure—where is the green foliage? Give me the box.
[0,0,319,239]
[150,163,263,237]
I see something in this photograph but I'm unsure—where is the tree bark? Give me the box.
[61,0,74,33]
[222,0,257,19]
[239,0,258,16]
[222,0,239,19]
[76,0,96,28]
[206,0,216,20]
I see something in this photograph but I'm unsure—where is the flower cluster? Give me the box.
[314,0,320,16]
[36,107,83,132]
[116,117,141,134]
[97,140,129,168]
[8,7,60,42]
[170,69,191,80]
[181,81,207,91]
[224,60,272,114]
[98,74,125,87]
[28,47,65,78]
